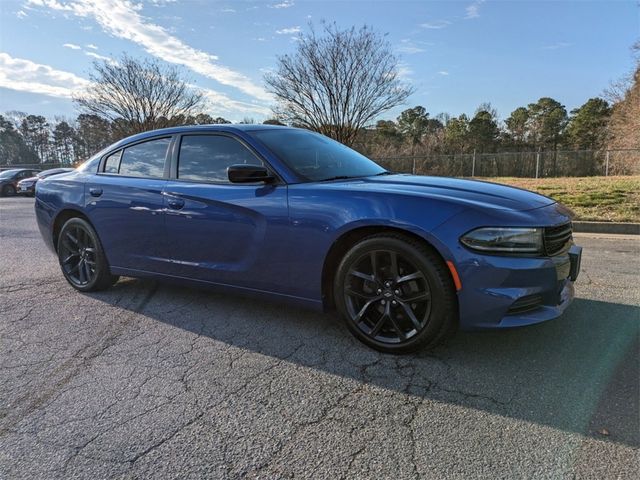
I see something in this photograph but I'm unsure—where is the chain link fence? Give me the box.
[3,149,640,178]
[373,149,640,178]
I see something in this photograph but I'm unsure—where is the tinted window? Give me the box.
[178,135,261,182]
[119,138,170,178]
[104,151,122,173]
[252,129,385,182]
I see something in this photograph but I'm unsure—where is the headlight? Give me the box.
[460,227,543,254]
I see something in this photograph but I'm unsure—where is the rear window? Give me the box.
[108,137,170,178]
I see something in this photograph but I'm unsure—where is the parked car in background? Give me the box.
[35,125,582,353]
[17,168,75,196]
[0,169,41,197]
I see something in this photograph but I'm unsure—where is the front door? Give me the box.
[161,133,289,293]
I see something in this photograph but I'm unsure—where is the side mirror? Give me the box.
[227,164,275,183]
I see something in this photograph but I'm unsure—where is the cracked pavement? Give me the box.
[0,197,638,479]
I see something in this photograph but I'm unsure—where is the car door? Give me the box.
[161,133,290,293]
[84,136,172,272]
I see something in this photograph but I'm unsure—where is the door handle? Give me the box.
[89,187,103,197]
[167,197,185,209]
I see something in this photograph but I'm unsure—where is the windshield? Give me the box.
[0,169,20,179]
[252,128,385,182]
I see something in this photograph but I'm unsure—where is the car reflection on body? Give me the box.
[34,125,582,353]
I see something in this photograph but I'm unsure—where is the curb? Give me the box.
[573,221,640,235]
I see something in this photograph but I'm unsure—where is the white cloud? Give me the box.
[0,51,269,119]
[0,52,89,98]
[193,85,271,117]
[437,71,449,76]
[85,51,117,64]
[221,8,236,13]
[86,43,98,49]
[397,39,429,55]
[465,0,485,19]
[27,0,271,102]
[542,42,572,50]
[63,43,81,49]
[270,0,294,8]
[17,10,28,18]
[276,26,301,35]
[419,20,451,29]
[397,63,413,80]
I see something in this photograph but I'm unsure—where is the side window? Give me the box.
[178,135,262,183]
[118,138,170,178]
[104,151,122,173]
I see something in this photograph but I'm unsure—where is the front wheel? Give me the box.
[334,234,458,354]
[57,217,119,292]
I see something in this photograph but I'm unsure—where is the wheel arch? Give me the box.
[52,208,92,253]
[321,224,455,311]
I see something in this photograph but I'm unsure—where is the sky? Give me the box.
[0,0,638,123]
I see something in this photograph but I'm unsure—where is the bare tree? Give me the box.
[264,23,413,146]
[74,55,204,137]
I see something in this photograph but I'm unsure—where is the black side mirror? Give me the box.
[227,164,275,183]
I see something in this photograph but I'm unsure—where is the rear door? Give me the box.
[85,136,172,272]
[160,133,290,292]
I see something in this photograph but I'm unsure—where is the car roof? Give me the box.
[110,124,294,148]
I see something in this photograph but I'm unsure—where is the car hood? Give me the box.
[327,174,555,212]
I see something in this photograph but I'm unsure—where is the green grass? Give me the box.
[482,176,640,223]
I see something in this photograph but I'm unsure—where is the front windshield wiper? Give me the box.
[318,175,361,182]
[372,171,394,176]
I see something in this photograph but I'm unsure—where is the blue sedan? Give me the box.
[34,125,582,353]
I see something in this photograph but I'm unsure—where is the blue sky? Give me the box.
[0,0,638,123]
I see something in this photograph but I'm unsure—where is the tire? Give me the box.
[334,233,458,354]
[57,217,119,292]
[2,185,16,197]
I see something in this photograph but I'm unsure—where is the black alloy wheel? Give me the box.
[57,217,119,292]
[335,234,457,353]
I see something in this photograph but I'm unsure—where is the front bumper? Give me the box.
[429,203,583,331]
[454,244,581,330]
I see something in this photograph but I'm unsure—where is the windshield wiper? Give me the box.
[372,171,394,176]
[318,175,361,182]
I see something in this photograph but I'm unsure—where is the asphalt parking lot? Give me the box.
[0,196,638,479]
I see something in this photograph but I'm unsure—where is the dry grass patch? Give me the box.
[481,176,640,223]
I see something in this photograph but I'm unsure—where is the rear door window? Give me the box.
[104,151,122,173]
[117,138,170,178]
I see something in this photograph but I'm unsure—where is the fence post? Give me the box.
[535,148,541,179]
[605,150,610,177]
[471,149,476,177]
[412,156,416,175]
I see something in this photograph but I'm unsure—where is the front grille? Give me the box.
[544,222,572,256]
[507,294,543,315]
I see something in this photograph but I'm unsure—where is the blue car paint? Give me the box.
[35,124,578,329]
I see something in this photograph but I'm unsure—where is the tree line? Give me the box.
[0,112,234,166]
[354,96,613,159]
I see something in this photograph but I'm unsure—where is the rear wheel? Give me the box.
[334,234,457,354]
[2,185,16,197]
[57,217,119,292]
